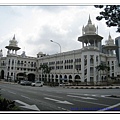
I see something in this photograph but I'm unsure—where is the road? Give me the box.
[0,82,120,112]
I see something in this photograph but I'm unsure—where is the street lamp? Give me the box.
[50,40,62,85]
[50,40,61,53]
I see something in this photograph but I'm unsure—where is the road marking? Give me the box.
[67,95,97,100]
[101,95,110,97]
[8,91,16,95]
[92,95,97,96]
[98,103,120,111]
[73,99,109,107]
[21,95,31,100]
[68,93,98,97]
[58,106,68,111]
[44,97,73,105]
[14,100,40,111]
[101,95,120,100]
[43,94,63,98]
[1,89,6,91]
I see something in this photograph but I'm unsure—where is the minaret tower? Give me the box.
[103,33,118,55]
[5,35,21,55]
[78,15,103,50]
[77,15,103,85]
[103,33,118,79]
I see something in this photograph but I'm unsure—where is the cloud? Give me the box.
[0,5,119,57]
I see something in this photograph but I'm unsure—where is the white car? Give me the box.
[31,81,43,87]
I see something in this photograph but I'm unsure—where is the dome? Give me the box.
[37,52,43,55]
[9,35,18,47]
[84,15,96,35]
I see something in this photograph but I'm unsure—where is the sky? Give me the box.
[0,5,119,57]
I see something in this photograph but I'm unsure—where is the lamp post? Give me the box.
[50,40,62,86]
[50,40,61,53]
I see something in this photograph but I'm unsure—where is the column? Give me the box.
[87,55,90,84]
[82,42,84,48]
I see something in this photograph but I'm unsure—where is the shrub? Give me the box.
[0,88,21,111]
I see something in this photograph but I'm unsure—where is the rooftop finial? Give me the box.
[88,14,92,24]
[108,32,112,40]
[13,34,15,40]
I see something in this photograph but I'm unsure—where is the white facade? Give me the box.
[0,16,119,85]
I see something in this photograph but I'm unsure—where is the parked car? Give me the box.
[59,83,65,87]
[31,81,43,87]
[20,80,32,86]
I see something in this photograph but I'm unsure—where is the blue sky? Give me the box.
[0,5,119,57]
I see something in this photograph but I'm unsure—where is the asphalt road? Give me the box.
[0,82,120,112]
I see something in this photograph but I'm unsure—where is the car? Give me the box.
[31,81,43,87]
[59,83,65,87]
[20,80,32,86]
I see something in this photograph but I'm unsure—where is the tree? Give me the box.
[94,5,120,32]
[23,72,27,81]
[39,64,51,83]
[40,64,51,74]
[96,62,110,85]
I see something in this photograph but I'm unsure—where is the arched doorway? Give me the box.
[55,75,58,83]
[64,75,67,82]
[28,73,35,82]
[69,75,73,84]
[1,70,4,79]
[74,75,81,85]
[17,73,24,83]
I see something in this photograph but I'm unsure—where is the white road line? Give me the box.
[68,93,98,97]
[92,95,97,96]
[73,99,109,107]
[43,94,63,98]
[101,95,110,97]
[8,91,16,95]
[1,89,6,91]
[21,95,31,100]
[67,95,97,100]
[98,103,120,111]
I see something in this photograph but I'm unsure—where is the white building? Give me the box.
[0,16,119,85]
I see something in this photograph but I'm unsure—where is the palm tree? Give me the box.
[96,62,110,85]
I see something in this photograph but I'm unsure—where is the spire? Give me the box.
[88,14,92,24]
[108,32,112,40]
[13,34,15,40]
[97,25,98,34]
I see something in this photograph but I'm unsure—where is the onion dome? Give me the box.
[84,15,96,35]
[103,33,118,50]
[9,35,18,47]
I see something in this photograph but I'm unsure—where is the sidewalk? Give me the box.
[63,85,120,89]
[0,80,18,85]
[1,80,120,89]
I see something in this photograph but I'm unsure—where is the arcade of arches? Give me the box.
[39,74,81,84]
[17,73,35,82]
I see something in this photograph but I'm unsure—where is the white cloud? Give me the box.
[0,5,119,57]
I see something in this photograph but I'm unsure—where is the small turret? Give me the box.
[103,33,118,55]
[5,35,21,55]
